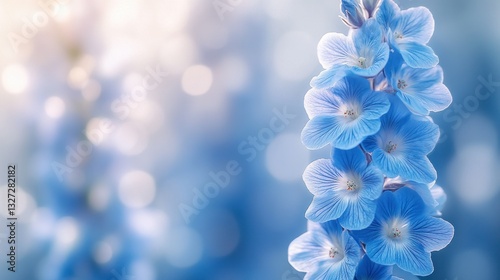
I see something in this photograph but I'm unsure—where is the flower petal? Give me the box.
[351,19,389,76]
[405,181,439,211]
[376,0,400,31]
[390,7,435,45]
[398,42,439,69]
[332,75,371,101]
[304,88,343,119]
[430,184,447,214]
[339,197,377,230]
[372,150,437,183]
[306,195,349,222]
[395,187,427,222]
[289,231,330,272]
[398,117,439,155]
[374,190,401,222]
[360,90,390,120]
[410,217,454,252]
[395,66,452,114]
[301,116,344,150]
[332,147,368,172]
[355,255,394,280]
[317,32,358,69]
[334,117,381,150]
[359,166,384,200]
[365,235,398,266]
[310,65,351,89]
[396,242,434,276]
[303,159,341,196]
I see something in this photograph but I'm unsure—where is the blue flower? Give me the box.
[303,147,384,229]
[289,220,361,280]
[362,97,439,183]
[355,255,399,280]
[311,19,389,89]
[302,76,390,150]
[385,51,452,115]
[376,0,439,68]
[353,187,454,276]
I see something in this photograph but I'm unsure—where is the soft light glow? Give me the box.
[2,64,29,94]
[118,170,156,208]
[129,210,168,237]
[113,122,149,155]
[88,184,110,211]
[67,66,89,89]
[94,241,113,264]
[447,144,499,206]
[273,31,316,81]
[266,133,310,181]
[160,34,198,74]
[81,79,102,101]
[182,65,213,96]
[166,227,203,268]
[216,55,249,93]
[44,96,66,119]
[55,217,80,249]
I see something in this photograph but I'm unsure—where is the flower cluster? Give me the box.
[289,0,454,278]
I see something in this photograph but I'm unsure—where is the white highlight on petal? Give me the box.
[182,65,213,96]
[118,170,156,208]
[44,96,66,119]
[2,64,29,94]
[266,133,310,181]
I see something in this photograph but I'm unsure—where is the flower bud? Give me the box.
[362,0,381,17]
[340,0,365,28]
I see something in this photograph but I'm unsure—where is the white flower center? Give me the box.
[343,108,359,120]
[357,57,367,68]
[346,180,357,191]
[385,141,398,153]
[385,218,409,242]
[327,245,345,263]
[397,79,408,90]
[394,31,403,39]
[329,247,340,258]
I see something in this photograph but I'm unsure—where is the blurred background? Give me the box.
[0,0,499,279]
